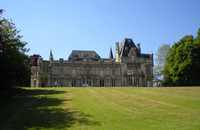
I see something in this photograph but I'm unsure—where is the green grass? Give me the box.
[1,87,200,130]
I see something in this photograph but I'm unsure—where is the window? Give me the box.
[100,80,104,87]
[112,79,115,87]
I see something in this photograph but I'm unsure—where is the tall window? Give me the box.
[72,80,76,87]
[112,79,115,87]
[100,80,104,87]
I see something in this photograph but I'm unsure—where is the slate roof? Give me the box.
[120,38,138,57]
[140,54,151,58]
[68,50,101,61]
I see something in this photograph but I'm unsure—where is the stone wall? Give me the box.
[31,59,153,87]
[47,61,122,87]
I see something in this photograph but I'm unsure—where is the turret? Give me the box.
[115,42,120,62]
[109,47,113,59]
[137,43,141,54]
[49,50,54,63]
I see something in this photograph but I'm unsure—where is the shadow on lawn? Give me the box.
[1,88,100,130]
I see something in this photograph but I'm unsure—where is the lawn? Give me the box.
[1,87,200,130]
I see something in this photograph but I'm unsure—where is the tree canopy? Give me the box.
[0,10,30,89]
[163,29,200,86]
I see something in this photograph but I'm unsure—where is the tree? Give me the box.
[154,44,170,84]
[0,10,30,89]
[163,29,200,86]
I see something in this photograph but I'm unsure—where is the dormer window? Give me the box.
[128,39,132,43]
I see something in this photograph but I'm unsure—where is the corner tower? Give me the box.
[30,55,41,87]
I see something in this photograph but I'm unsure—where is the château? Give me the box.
[30,38,153,87]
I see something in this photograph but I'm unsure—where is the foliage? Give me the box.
[0,10,30,89]
[163,29,200,86]
[154,44,170,82]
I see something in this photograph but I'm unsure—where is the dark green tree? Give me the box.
[163,29,200,86]
[0,10,30,89]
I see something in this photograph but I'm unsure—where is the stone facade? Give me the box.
[31,38,153,87]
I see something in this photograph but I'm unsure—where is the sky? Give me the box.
[1,0,200,60]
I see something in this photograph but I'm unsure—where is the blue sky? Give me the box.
[1,0,200,59]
